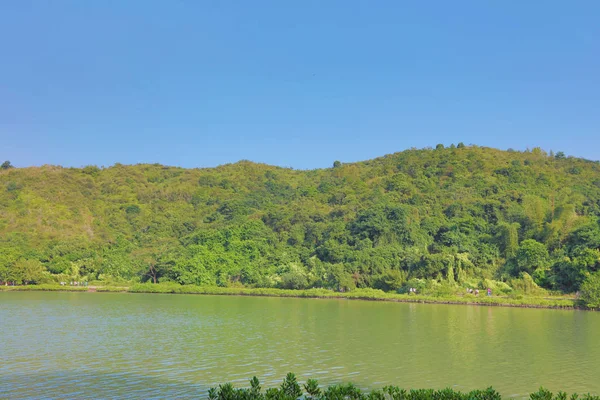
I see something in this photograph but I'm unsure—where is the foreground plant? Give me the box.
[207,375,599,400]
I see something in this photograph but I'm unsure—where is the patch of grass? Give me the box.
[126,284,577,309]
[95,286,128,292]
[0,284,88,292]
[0,283,578,309]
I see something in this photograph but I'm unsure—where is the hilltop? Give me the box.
[2,144,600,298]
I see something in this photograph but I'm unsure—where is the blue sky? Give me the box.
[1,1,599,169]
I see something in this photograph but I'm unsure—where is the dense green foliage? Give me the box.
[2,146,600,297]
[207,374,598,400]
[579,272,600,309]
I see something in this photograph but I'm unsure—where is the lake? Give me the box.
[1,292,598,399]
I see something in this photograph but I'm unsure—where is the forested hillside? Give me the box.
[2,144,600,294]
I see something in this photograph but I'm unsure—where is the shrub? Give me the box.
[431,283,455,297]
[579,272,600,309]
[510,273,546,295]
[125,204,141,215]
[1,160,14,169]
[280,271,308,290]
[207,376,596,400]
[401,278,427,294]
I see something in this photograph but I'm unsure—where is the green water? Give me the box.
[1,292,598,399]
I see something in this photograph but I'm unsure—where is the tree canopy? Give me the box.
[1,160,14,170]
[1,145,600,293]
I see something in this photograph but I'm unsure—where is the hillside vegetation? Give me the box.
[2,145,600,301]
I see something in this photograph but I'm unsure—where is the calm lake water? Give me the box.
[1,292,599,399]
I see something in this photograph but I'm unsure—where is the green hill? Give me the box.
[2,144,600,294]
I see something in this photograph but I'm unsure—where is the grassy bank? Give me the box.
[0,283,579,309]
[209,373,598,400]
[0,284,88,292]
[95,286,129,292]
[127,283,577,309]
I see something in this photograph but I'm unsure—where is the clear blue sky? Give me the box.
[1,1,599,169]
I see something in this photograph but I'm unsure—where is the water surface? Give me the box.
[1,292,598,398]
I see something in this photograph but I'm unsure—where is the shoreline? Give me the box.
[0,284,583,310]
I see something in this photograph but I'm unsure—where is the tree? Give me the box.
[133,239,178,283]
[457,142,465,148]
[280,269,308,289]
[13,259,45,284]
[436,144,444,150]
[531,147,547,156]
[381,269,406,291]
[515,239,549,274]
[333,160,341,168]
[555,151,566,159]
[447,263,455,284]
[1,160,14,170]
[497,222,519,258]
[125,204,141,215]
[328,263,355,292]
[0,263,10,283]
[579,272,600,309]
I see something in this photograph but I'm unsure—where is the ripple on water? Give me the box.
[1,292,599,399]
